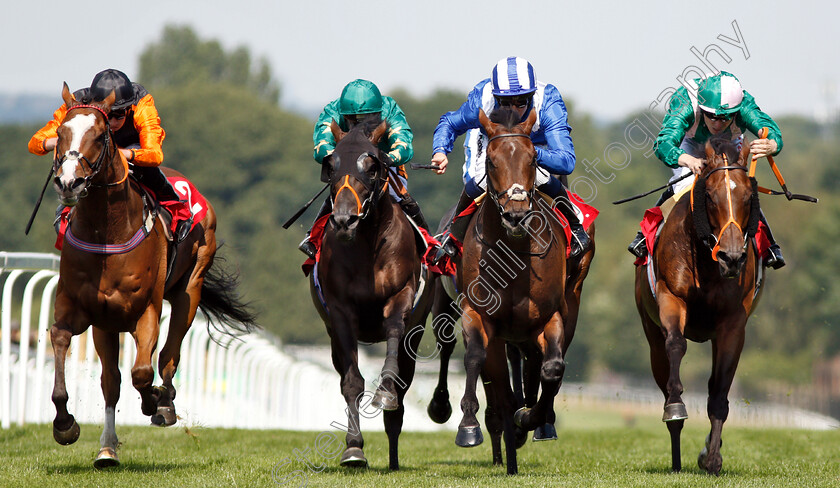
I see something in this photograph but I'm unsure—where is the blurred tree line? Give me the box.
[2,25,837,403]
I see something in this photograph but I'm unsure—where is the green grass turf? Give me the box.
[1,416,838,488]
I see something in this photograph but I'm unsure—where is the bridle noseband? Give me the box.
[53,104,126,192]
[691,158,760,261]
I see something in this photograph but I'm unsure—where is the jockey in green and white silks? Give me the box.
[299,79,429,259]
[628,71,786,269]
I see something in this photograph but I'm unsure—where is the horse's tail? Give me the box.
[199,252,259,341]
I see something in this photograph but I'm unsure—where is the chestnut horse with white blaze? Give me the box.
[636,137,764,474]
[48,84,255,468]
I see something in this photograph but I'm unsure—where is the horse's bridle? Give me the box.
[691,159,760,261]
[53,104,126,193]
[485,133,538,211]
[331,152,388,221]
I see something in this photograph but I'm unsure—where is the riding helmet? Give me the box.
[89,69,136,110]
[491,57,537,96]
[338,79,383,115]
[696,71,744,116]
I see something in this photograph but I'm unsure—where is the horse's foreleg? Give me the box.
[130,304,162,419]
[700,320,746,475]
[327,310,367,468]
[515,312,565,432]
[428,280,456,424]
[483,339,519,474]
[373,287,414,412]
[49,318,81,446]
[92,328,121,468]
[455,306,487,448]
[657,295,688,421]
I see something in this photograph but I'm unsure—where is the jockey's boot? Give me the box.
[433,189,474,263]
[628,231,647,258]
[54,205,67,234]
[132,165,181,202]
[542,179,590,258]
[627,188,674,258]
[299,198,333,259]
[399,193,429,231]
[760,210,785,269]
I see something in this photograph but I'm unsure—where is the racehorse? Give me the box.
[425,205,596,462]
[310,117,428,470]
[450,108,578,474]
[49,84,256,468]
[635,137,763,474]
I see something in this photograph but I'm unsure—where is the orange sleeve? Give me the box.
[28,104,68,155]
[128,94,165,166]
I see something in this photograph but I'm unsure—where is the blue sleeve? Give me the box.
[534,85,576,175]
[432,82,486,154]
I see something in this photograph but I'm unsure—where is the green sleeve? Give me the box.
[653,87,695,168]
[380,97,414,166]
[313,100,341,164]
[736,91,783,155]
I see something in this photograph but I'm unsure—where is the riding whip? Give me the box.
[282,183,330,229]
[612,171,695,205]
[752,127,818,203]
[25,166,55,235]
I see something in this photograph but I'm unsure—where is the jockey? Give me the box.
[627,71,785,269]
[430,56,590,260]
[28,69,191,241]
[299,79,429,259]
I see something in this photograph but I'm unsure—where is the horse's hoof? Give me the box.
[371,388,399,411]
[94,447,120,469]
[533,423,557,441]
[339,447,368,468]
[151,406,177,426]
[698,434,723,473]
[53,418,80,445]
[427,397,452,424]
[513,407,534,429]
[662,403,688,422]
[455,425,484,447]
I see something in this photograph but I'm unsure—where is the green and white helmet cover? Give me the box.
[696,71,744,116]
[338,79,383,115]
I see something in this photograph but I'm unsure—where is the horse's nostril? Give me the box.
[72,177,86,189]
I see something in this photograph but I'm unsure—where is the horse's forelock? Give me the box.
[707,137,741,169]
[489,107,521,130]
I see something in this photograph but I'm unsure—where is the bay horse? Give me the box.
[451,108,576,474]
[635,137,763,474]
[310,117,428,470]
[49,84,255,468]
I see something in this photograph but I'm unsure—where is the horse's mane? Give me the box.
[706,136,742,168]
[489,107,523,130]
[346,115,386,139]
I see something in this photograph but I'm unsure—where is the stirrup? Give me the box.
[175,218,193,242]
[569,225,590,258]
[628,232,647,258]
[299,236,317,259]
[431,232,457,263]
[764,244,785,270]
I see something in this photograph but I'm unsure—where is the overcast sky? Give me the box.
[3,0,838,121]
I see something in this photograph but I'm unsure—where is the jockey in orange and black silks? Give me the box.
[29,69,190,239]
[299,79,428,259]
[627,71,786,269]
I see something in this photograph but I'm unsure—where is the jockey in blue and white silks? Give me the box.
[430,56,590,259]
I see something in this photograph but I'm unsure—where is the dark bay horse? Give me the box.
[49,84,255,468]
[450,108,576,474]
[635,138,763,474]
[310,118,428,470]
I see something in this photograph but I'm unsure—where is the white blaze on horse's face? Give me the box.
[730,180,737,191]
[506,183,528,202]
[57,113,97,189]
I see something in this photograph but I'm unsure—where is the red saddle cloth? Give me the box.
[301,215,443,276]
[427,190,599,276]
[634,207,771,266]
[55,175,208,251]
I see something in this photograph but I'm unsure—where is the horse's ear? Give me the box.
[704,140,715,162]
[61,82,75,108]
[100,90,116,112]
[739,138,751,165]
[370,119,388,145]
[330,119,345,143]
[478,109,495,136]
[521,109,537,134]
